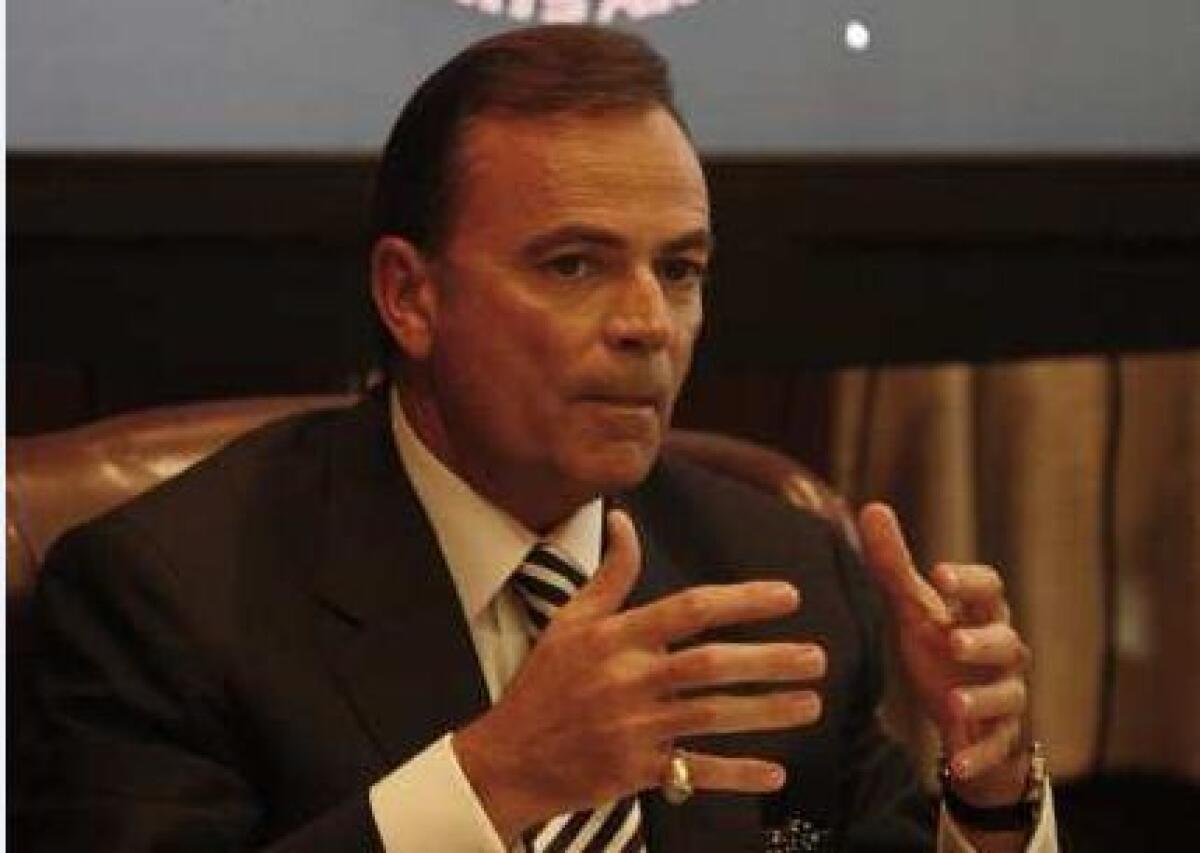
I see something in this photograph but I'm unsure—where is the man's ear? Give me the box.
[371,236,438,360]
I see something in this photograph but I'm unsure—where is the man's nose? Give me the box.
[602,267,672,352]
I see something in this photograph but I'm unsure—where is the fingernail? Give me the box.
[952,631,974,658]
[769,583,799,607]
[954,757,972,779]
[801,646,827,677]
[768,766,787,788]
[795,692,822,719]
[940,565,959,593]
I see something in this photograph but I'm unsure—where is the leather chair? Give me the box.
[7,394,856,742]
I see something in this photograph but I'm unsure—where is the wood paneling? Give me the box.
[9,153,1200,459]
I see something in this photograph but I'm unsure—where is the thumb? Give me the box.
[564,509,642,621]
[858,502,951,627]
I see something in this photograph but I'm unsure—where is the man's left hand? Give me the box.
[858,502,1033,806]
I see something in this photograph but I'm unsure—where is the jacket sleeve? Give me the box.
[12,518,386,853]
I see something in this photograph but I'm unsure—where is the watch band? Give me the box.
[940,741,1046,832]
[943,783,1036,831]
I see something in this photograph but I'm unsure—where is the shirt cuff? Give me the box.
[937,779,1059,853]
[370,732,508,853]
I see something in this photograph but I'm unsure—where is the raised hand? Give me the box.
[858,502,1033,806]
[454,509,826,844]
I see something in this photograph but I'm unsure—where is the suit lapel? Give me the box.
[312,393,490,767]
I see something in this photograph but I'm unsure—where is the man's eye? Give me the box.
[543,254,596,281]
[657,257,707,288]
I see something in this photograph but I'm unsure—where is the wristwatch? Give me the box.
[940,741,1047,832]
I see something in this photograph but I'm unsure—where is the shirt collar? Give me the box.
[389,385,603,621]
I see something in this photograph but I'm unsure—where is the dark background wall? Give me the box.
[11,3,1200,466]
[10,153,1200,479]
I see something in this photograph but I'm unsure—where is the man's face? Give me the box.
[399,106,709,529]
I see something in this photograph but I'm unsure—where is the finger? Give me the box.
[564,509,642,621]
[950,676,1028,724]
[950,623,1029,669]
[949,718,1023,782]
[943,718,971,759]
[656,689,822,739]
[617,581,799,647]
[858,502,951,627]
[957,596,1011,629]
[659,643,826,692]
[673,751,787,795]
[931,563,1005,616]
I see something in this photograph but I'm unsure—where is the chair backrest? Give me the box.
[8,396,854,600]
[7,395,855,735]
[7,395,354,613]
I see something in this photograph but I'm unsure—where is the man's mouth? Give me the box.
[579,393,661,411]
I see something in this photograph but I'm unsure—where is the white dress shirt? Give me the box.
[369,388,601,852]
[368,387,1057,853]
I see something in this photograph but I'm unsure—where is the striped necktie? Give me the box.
[511,543,647,853]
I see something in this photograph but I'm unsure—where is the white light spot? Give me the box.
[844,19,871,52]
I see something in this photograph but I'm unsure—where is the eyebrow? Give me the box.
[520,225,714,260]
[661,228,714,256]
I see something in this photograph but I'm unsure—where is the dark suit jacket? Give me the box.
[15,393,931,852]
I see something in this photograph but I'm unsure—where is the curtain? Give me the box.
[828,352,1200,783]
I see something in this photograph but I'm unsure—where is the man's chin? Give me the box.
[570,440,661,495]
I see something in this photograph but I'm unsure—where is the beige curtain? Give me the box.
[829,352,1200,784]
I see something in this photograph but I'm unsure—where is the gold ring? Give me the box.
[662,749,694,805]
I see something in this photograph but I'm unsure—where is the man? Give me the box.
[18,25,1056,853]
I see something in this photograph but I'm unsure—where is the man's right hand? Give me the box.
[453,509,826,845]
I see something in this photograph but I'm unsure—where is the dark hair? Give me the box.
[370,24,683,252]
